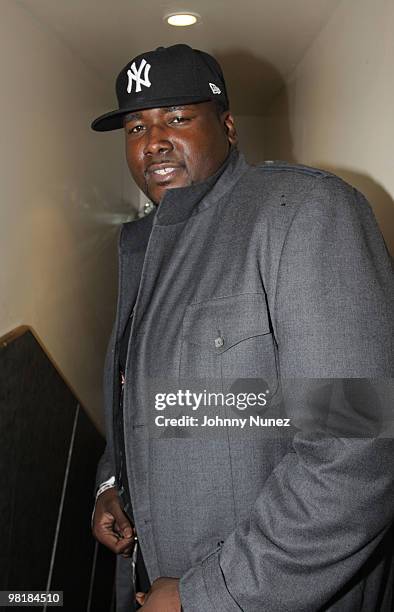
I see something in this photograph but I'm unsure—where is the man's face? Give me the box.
[124,101,237,205]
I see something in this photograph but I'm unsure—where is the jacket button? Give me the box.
[214,336,224,348]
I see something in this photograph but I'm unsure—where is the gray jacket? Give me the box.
[97,149,393,611]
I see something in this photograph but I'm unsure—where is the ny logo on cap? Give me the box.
[209,82,221,95]
[127,59,152,93]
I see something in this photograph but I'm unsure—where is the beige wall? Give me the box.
[265,0,394,254]
[0,1,139,430]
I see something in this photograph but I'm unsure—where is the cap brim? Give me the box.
[91,95,213,132]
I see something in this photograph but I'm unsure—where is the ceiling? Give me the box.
[18,0,341,114]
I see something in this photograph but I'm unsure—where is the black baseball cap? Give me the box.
[91,44,229,132]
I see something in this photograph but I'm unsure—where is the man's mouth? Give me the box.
[145,163,185,183]
[152,167,178,176]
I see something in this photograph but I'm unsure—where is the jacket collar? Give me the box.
[153,147,249,226]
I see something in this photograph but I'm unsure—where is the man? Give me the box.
[91,44,393,611]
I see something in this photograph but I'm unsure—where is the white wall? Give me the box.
[264,0,394,254]
[0,0,140,430]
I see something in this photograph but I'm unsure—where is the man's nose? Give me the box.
[143,125,173,156]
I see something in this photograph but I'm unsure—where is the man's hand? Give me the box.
[136,577,181,611]
[92,488,135,557]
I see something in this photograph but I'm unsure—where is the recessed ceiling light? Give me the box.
[165,12,201,27]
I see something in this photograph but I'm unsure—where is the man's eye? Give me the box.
[170,116,189,124]
[127,125,144,134]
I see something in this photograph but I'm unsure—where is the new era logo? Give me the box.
[209,82,221,95]
[127,58,152,93]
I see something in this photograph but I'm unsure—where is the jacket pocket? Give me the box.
[180,293,278,395]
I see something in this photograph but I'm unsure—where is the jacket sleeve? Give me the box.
[94,444,116,495]
[94,323,118,496]
[179,177,394,611]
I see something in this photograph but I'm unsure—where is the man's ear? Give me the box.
[222,111,238,147]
